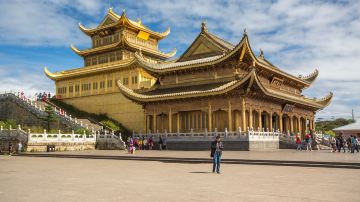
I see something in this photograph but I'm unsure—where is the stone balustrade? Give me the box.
[0,92,86,130]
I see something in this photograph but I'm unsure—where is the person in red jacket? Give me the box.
[296,136,302,151]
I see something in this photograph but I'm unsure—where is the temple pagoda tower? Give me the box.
[44,8,176,132]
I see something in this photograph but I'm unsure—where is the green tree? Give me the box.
[43,105,58,131]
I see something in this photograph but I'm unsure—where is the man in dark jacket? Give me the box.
[211,135,223,174]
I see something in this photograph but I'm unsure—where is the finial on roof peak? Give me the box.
[201,20,207,32]
[137,17,142,24]
[259,49,264,59]
[243,28,247,36]
[121,8,126,16]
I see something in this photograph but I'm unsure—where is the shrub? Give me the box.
[74,128,91,135]
[100,120,120,131]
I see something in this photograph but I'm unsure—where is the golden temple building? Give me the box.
[45,8,333,137]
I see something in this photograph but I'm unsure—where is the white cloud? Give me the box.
[0,0,105,46]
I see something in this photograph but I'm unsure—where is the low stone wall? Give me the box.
[27,142,95,152]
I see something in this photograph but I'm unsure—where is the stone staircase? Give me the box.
[96,131,127,150]
[0,93,90,131]
[279,135,331,150]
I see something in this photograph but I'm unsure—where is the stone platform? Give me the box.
[1,150,359,202]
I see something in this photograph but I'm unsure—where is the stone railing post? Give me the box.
[190,128,194,137]
[225,128,228,137]
[44,129,47,141]
[83,130,86,141]
[205,128,208,137]
[18,124,21,130]
[58,130,61,141]
[9,125,12,130]
[28,129,32,142]
[69,115,72,121]
[0,125,3,131]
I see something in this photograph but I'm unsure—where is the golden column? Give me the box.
[279,112,283,132]
[249,106,253,129]
[144,112,147,133]
[298,116,302,135]
[153,112,157,132]
[290,115,294,133]
[258,109,262,130]
[241,98,246,131]
[79,80,82,96]
[228,100,233,131]
[269,112,273,131]
[208,104,212,132]
[168,108,172,133]
[177,113,180,133]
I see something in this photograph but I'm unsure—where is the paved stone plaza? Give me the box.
[0,150,359,202]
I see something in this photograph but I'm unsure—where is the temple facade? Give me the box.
[45,9,332,137]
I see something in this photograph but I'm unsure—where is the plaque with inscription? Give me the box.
[282,104,295,113]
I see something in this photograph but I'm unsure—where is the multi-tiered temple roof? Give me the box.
[115,23,332,111]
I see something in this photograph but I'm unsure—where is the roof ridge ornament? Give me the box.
[259,49,264,59]
[201,20,207,32]
[243,28,247,36]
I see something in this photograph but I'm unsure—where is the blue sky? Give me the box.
[0,0,359,119]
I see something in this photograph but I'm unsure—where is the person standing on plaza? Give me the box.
[8,142,13,156]
[211,135,223,174]
[337,134,346,153]
[141,136,145,150]
[148,136,153,150]
[129,137,135,154]
[305,133,312,151]
[330,136,336,152]
[296,136,302,151]
[351,135,359,153]
[162,135,167,150]
[159,135,163,150]
[17,141,23,154]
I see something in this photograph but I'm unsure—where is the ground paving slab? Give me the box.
[0,150,359,202]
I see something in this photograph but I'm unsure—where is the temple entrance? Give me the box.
[232,110,241,131]
[179,111,207,133]
[282,114,291,133]
[213,109,227,132]
[156,113,169,133]
[252,110,260,130]
[292,116,299,135]
[261,111,270,130]
[272,112,280,131]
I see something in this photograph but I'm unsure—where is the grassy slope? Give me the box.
[49,98,131,135]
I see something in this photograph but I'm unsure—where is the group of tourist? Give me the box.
[35,92,51,101]
[2,141,23,156]
[329,134,359,153]
[295,132,321,151]
[127,135,168,154]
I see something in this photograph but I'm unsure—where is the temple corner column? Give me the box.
[279,112,283,133]
[228,100,232,131]
[168,108,172,133]
[241,98,246,131]
[208,103,212,132]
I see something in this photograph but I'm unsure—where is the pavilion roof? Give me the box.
[78,8,170,40]
[116,69,333,110]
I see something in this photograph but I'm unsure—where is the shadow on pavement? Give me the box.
[189,171,213,174]
[18,153,360,169]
